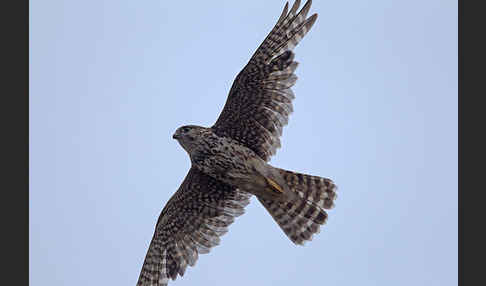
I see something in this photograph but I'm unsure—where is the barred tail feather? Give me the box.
[258,168,337,245]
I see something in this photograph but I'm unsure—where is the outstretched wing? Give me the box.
[137,167,251,286]
[212,0,318,161]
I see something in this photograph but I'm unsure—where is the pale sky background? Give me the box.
[30,0,457,285]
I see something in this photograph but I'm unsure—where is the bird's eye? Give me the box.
[182,127,190,133]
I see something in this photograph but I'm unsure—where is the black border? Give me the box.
[459,0,484,285]
[3,0,29,285]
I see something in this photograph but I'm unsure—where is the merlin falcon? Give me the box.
[137,1,337,285]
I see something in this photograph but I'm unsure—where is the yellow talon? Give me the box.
[266,177,284,194]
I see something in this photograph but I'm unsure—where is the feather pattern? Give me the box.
[258,168,337,245]
[137,168,251,286]
[212,0,318,162]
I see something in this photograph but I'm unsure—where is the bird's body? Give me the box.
[137,1,338,285]
[178,126,261,184]
[174,125,292,202]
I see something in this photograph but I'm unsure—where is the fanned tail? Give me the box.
[258,168,337,245]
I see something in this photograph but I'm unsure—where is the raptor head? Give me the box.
[172,125,207,153]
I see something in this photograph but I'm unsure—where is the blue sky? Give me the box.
[30,0,457,285]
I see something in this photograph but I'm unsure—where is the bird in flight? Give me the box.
[137,1,337,285]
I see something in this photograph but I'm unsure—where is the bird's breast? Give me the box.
[191,137,260,185]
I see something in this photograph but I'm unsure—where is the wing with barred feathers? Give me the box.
[137,167,251,286]
[212,0,318,162]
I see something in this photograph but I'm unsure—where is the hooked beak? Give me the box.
[172,133,180,139]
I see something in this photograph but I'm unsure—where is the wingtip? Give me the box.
[307,13,318,26]
[290,0,302,15]
[277,2,290,25]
